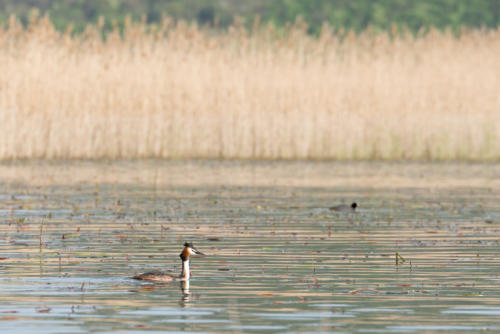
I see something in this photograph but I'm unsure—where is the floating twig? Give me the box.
[395,252,406,266]
[349,288,380,294]
[39,218,44,252]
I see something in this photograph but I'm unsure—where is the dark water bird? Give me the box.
[329,202,357,212]
[133,242,205,282]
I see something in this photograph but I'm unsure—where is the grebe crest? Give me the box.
[133,242,205,282]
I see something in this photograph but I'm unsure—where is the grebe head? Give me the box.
[180,242,205,261]
[351,202,358,210]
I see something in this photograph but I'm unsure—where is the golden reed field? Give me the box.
[1,14,499,160]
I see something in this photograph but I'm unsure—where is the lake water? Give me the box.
[0,161,499,333]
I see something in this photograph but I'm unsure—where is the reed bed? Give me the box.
[1,15,499,160]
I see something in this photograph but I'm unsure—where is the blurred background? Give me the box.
[1,0,499,160]
[2,0,500,34]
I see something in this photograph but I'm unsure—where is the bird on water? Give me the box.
[132,242,205,282]
[329,202,357,212]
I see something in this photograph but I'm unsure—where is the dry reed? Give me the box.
[0,15,499,160]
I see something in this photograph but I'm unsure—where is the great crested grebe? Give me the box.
[329,202,357,212]
[132,242,205,282]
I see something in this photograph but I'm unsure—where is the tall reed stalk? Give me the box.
[1,15,499,160]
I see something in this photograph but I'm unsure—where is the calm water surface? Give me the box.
[0,161,499,333]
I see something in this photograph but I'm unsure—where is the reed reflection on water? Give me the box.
[0,161,499,333]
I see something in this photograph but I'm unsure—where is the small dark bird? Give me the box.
[329,202,357,212]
